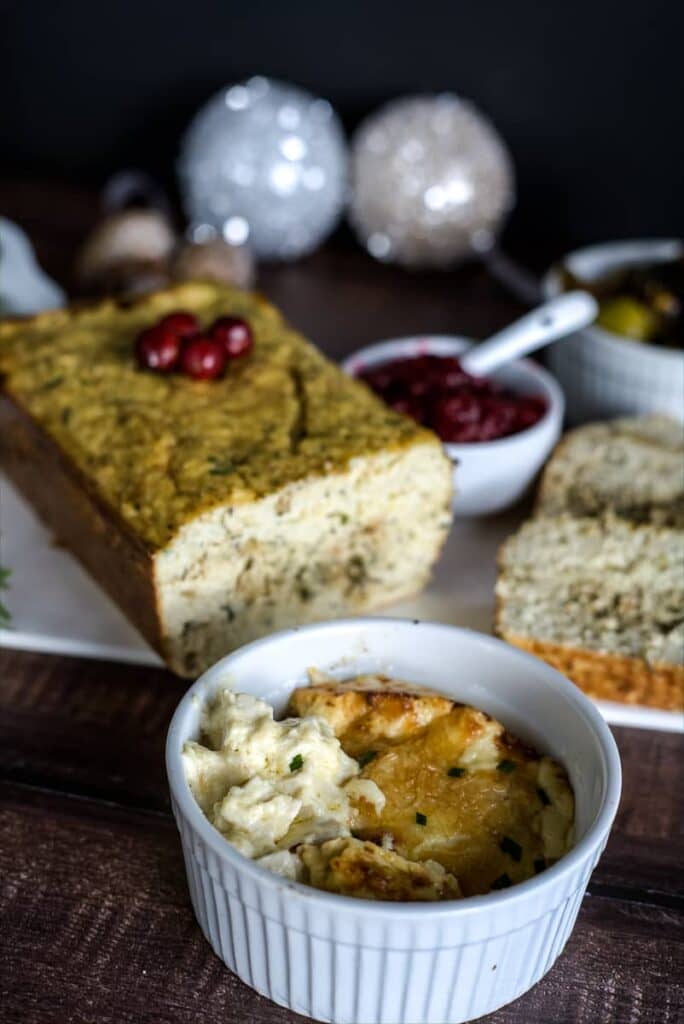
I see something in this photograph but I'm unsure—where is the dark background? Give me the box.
[1,0,683,260]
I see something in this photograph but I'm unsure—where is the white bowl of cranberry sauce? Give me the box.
[343,336,564,516]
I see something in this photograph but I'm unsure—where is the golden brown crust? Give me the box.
[288,677,455,758]
[0,393,166,661]
[299,837,462,902]
[499,631,684,711]
[348,702,571,896]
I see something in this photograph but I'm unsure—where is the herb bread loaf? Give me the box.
[0,282,453,676]
[536,415,684,528]
[496,515,684,710]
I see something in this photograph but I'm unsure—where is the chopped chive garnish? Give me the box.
[40,375,64,391]
[447,766,466,778]
[500,836,523,862]
[537,786,551,806]
[491,873,512,890]
[358,750,377,769]
[289,754,303,772]
[415,811,427,826]
[496,759,516,774]
[533,858,546,874]
[209,457,236,476]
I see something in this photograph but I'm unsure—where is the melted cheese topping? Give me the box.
[350,707,574,895]
[182,689,384,866]
[290,674,575,897]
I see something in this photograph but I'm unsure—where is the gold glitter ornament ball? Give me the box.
[350,94,515,268]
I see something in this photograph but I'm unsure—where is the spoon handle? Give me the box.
[460,291,598,377]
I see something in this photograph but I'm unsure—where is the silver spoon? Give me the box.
[460,290,598,377]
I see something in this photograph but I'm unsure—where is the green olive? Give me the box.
[597,297,660,342]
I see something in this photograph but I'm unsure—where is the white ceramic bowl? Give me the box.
[341,336,564,516]
[542,238,684,424]
[166,618,621,1024]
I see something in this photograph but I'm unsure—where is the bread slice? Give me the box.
[0,282,452,676]
[496,515,684,710]
[536,416,684,527]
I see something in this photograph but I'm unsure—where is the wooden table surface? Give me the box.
[1,182,683,1024]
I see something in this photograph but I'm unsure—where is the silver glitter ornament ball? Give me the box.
[179,76,348,261]
[350,94,515,268]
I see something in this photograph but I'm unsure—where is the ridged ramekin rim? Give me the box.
[166,617,622,920]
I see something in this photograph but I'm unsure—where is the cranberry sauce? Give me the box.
[359,355,546,443]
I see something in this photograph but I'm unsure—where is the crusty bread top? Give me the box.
[536,415,684,527]
[0,282,439,550]
[496,514,684,667]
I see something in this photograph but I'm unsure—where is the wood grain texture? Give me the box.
[1,780,682,1024]
[0,782,308,1024]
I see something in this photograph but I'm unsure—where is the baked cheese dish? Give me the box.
[0,282,452,676]
[183,674,575,901]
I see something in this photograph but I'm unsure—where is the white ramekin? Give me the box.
[542,238,684,424]
[166,618,621,1024]
[341,336,564,516]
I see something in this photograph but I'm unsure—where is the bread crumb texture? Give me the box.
[496,515,684,709]
[536,415,684,527]
[0,282,438,550]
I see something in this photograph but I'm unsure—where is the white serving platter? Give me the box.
[0,474,681,733]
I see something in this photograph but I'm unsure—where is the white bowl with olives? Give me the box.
[543,238,684,424]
